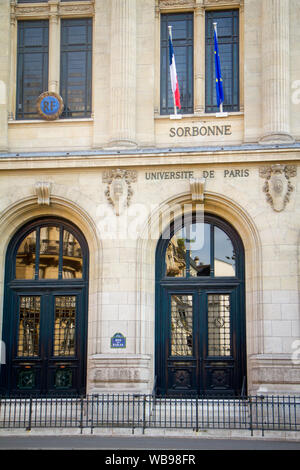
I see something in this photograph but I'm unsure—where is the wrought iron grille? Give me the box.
[171,295,193,356]
[53,296,76,357]
[0,394,299,435]
[17,296,41,357]
[207,294,231,356]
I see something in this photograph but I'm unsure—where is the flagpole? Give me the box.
[168,25,177,115]
[213,22,223,114]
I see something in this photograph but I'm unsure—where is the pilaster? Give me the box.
[194,1,205,114]
[260,0,294,144]
[92,0,110,148]
[48,0,60,94]
[0,0,11,150]
[107,0,137,148]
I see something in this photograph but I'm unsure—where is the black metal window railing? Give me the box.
[0,394,299,436]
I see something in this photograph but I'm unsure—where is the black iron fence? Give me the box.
[0,394,299,435]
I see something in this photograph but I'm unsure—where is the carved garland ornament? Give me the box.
[13,1,94,19]
[103,169,137,216]
[159,0,195,7]
[259,164,297,212]
[159,0,241,7]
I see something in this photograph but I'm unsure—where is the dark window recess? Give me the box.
[16,21,49,120]
[60,18,92,119]
[160,13,193,115]
[205,10,239,113]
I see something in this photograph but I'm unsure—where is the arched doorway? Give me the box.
[1,217,89,396]
[155,212,246,397]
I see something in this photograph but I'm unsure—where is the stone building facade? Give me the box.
[0,0,299,397]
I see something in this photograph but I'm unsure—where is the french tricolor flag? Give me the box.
[168,28,181,110]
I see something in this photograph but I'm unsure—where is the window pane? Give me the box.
[16,230,37,280]
[16,21,48,120]
[160,13,193,115]
[166,228,187,277]
[189,223,211,277]
[214,226,236,276]
[17,296,40,357]
[207,294,231,356]
[60,18,92,118]
[53,296,76,357]
[205,10,239,113]
[39,226,60,279]
[62,230,83,279]
[171,294,193,356]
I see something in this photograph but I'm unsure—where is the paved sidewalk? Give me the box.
[0,434,300,450]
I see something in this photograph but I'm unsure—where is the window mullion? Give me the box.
[48,13,60,94]
[35,227,41,280]
[186,224,191,278]
[58,226,63,280]
[210,224,214,278]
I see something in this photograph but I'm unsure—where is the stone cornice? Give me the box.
[0,144,299,170]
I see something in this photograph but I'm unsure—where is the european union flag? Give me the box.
[213,23,224,108]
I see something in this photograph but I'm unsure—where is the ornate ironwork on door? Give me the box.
[155,213,246,397]
[1,217,89,397]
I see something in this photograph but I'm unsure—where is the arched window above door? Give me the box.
[164,215,242,279]
[13,220,85,281]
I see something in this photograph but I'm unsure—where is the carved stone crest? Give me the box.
[103,169,137,216]
[259,164,297,212]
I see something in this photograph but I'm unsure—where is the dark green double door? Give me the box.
[2,287,87,396]
[157,284,246,397]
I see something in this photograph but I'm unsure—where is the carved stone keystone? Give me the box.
[190,177,205,202]
[35,181,51,205]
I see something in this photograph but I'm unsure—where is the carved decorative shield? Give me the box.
[259,164,297,212]
[103,169,137,216]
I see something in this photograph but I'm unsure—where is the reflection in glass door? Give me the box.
[156,213,246,397]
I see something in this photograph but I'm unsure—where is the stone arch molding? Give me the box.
[135,190,263,389]
[0,183,103,357]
